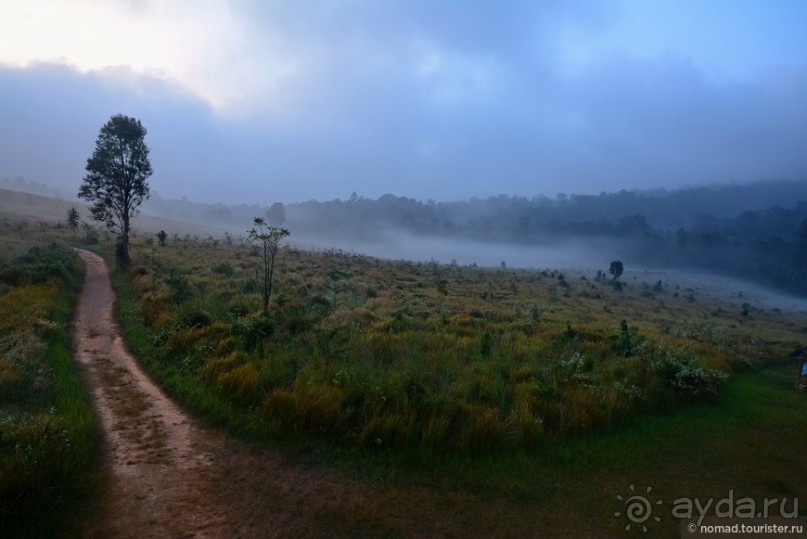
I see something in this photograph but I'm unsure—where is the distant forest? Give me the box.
[5,177,806,297]
[158,180,807,298]
[278,181,807,297]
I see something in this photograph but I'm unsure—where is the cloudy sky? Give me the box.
[1,0,806,205]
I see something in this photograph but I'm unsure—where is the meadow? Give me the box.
[0,217,100,536]
[0,200,805,535]
[110,228,805,455]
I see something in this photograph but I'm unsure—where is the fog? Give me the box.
[292,230,612,272]
[292,229,807,313]
[5,182,807,313]
[652,270,807,314]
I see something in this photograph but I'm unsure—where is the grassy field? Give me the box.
[105,230,806,535]
[1,198,805,536]
[0,217,101,536]
[109,231,805,451]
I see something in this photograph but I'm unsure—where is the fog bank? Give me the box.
[292,230,613,271]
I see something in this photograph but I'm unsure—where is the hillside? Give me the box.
[4,180,807,297]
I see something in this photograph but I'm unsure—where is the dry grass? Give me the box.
[2,193,806,537]
[109,232,805,453]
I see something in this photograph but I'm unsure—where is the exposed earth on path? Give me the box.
[72,250,552,538]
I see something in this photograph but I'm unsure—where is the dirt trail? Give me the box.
[73,250,379,538]
[73,250,552,538]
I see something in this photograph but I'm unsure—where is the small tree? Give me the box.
[609,260,624,280]
[156,230,167,246]
[78,114,153,266]
[66,207,80,236]
[248,217,290,315]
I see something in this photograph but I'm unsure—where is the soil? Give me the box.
[73,249,554,538]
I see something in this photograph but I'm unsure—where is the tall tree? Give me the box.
[78,114,153,266]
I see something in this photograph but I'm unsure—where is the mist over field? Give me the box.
[293,229,612,272]
[7,176,807,305]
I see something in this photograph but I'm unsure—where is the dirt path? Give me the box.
[73,250,377,538]
[73,250,557,538]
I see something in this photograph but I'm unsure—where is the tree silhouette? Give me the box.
[66,207,80,236]
[78,114,153,266]
[156,230,168,247]
[609,260,624,280]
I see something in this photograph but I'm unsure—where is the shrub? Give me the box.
[165,269,192,301]
[232,315,276,351]
[0,245,77,286]
[647,344,729,400]
[612,320,636,357]
[669,363,728,398]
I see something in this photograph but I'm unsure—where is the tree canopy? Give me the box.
[78,114,153,265]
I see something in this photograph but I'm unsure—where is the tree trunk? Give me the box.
[267,254,275,309]
[262,243,269,315]
[118,214,131,267]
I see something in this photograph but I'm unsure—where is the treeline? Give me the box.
[285,181,807,238]
[135,179,807,296]
[282,181,807,296]
[629,202,807,296]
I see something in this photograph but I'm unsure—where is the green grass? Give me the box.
[315,363,806,537]
[0,240,101,537]
[2,213,803,536]
[99,233,807,536]
[106,235,804,458]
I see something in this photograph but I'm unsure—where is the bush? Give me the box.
[647,344,729,400]
[0,244,77,286]
[232,315,276,351]
[670,363,728,398]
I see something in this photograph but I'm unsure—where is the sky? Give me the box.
[1,0,806,205]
